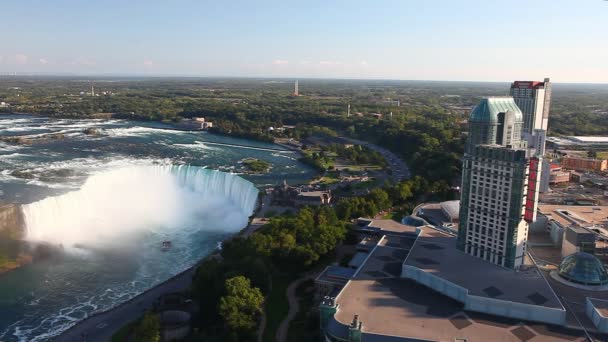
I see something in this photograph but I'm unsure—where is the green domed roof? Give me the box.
[469,97,523,123]
[558,252,608,286]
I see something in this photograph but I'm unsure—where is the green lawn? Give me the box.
[597,151,608,160]
[263,274,295,342]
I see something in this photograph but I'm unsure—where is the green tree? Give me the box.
[135,312,160,342]
[588,149,598,159]
[219,276,264,338]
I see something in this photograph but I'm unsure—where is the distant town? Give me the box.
[2,77,608,342]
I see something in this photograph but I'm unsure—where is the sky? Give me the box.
[1,0,607,83]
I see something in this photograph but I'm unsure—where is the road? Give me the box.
[340,137,410,182]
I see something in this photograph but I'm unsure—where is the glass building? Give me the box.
[558,252,608,286]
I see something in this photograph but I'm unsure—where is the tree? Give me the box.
[136,312,160,342]
[219,276,264,338]
[588,149,598,159]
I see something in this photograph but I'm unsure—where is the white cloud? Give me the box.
[143,59,154,67]
[272,59,289,65]
[39,58,49,65]
[15,54,28,64]
[359,60,368,66]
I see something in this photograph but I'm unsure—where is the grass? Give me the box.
[381,209,406,222]
[597,151,608,159]
[111,319,138,342]
[243,158,271,173]
[262,274,295,342]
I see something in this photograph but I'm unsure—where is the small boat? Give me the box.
[161,241,172,251]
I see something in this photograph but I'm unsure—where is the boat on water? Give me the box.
[161,241,172,251]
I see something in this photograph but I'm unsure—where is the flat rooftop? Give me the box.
[367,219,421,234]
[404,234,564,310]
[331,221,596,341]
[538,204,608,228]
[316,266,357,286]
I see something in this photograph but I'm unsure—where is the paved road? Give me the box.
[55,264,197,342]
[340,137,410,182]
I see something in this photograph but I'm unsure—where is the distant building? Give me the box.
[0,102,8,107]
[294,190,331,207]
[175,117,213,130]
[510,78,551,138]
[547,136,608,151]
[273,181,331,207]
[293,80,299,96]
[562,156,607,172]
[458,97,540,269]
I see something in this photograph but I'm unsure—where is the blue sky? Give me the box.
[1,0,607,82]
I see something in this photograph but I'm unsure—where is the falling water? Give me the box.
[22,164,259,246]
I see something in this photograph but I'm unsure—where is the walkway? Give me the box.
[276,275,314,342]
[56,263,198,341]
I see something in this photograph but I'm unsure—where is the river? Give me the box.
[0,114,314,341]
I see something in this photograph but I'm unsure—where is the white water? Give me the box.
[22,164,259,246]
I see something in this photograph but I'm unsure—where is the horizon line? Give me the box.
[0,72,607,85]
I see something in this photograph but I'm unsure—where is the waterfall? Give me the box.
[21,164,259,246]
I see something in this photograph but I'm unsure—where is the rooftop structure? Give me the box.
[466,97,524,150]
[440,200,460,223]
[320,219,602,341]
[537,205,608,232]
[547,136,608,151]
[558,252,608,286]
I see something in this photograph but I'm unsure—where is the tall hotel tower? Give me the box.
[458,97,541,269]
[509,78,552,138]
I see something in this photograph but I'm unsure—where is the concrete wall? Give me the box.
[550,220,565,247]
[586,298,608,333]
[529,214,549,233]
[401,265,566,326]
[466,295,565,325]
[401,265,468,303]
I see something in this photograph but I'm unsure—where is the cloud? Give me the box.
[15,54,28,64]
[272,59,289,65]
[359,60,368,66]
[319,60,341,66]
[143,59,154,67]
[39,58,49,65]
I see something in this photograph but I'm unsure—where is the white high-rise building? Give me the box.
[458,97,540,269]
[509,78,552,138]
